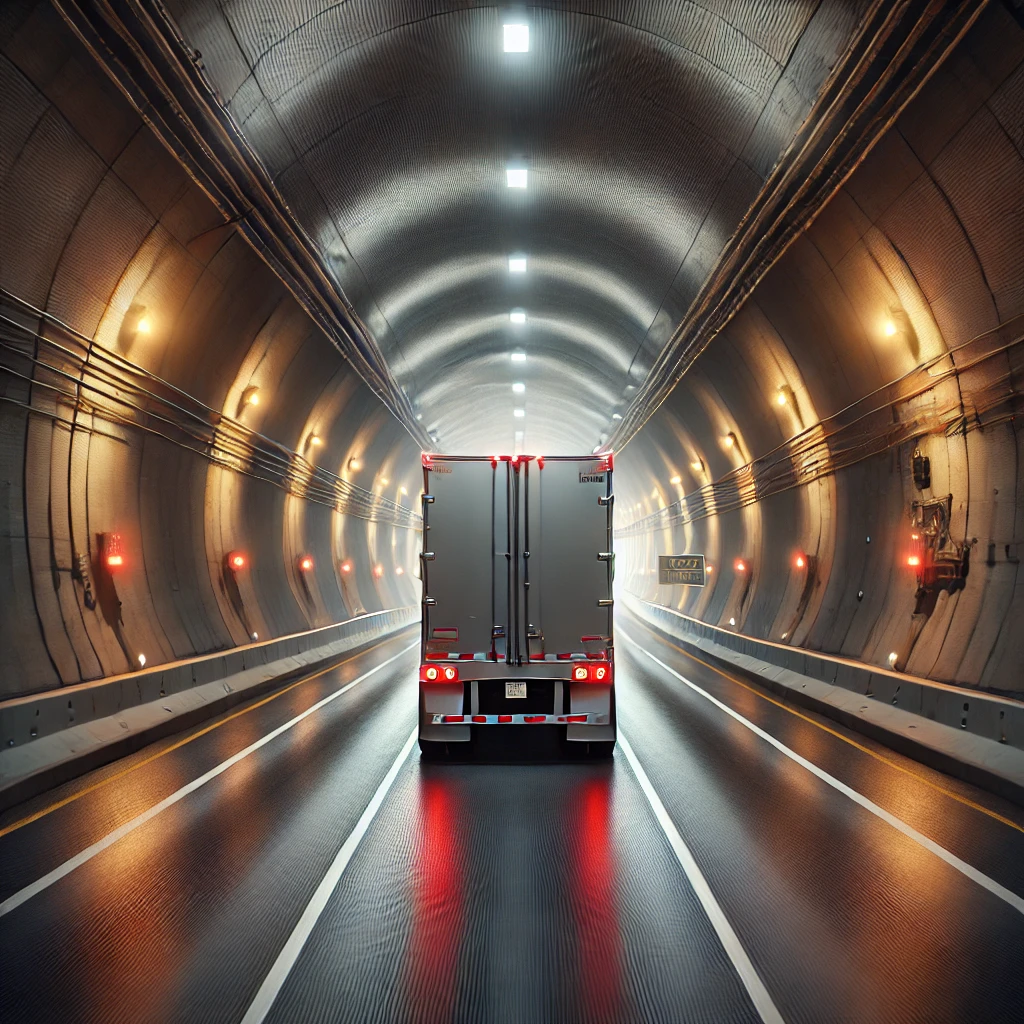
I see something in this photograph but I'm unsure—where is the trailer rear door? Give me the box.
[422,458,507,657]
[522,456,612,657]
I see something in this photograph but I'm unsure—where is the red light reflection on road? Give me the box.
[570,774,622,1018]
[404,776,463,1021]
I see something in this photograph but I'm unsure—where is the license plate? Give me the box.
[505,681,527,699]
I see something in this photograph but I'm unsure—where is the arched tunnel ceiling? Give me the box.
[165,0,870,454]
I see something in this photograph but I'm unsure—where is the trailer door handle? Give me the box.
[598,494,614,506]
[597,552,613,561]
[423,597,437,606]
[420,551,436,561]
[597,599,614,607]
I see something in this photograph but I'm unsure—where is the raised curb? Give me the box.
[0,608,417,812]
[625,595,1024,807]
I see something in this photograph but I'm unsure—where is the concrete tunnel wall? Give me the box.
[1,2,1022,703]
[0,3,423,699]
[617,4,1024,692]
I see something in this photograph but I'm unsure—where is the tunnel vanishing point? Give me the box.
[1,3,1024,1024]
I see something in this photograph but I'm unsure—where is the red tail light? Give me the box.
[570,663,614,683]
[420,664,459,683]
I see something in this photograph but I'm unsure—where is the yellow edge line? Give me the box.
[631,619,1024,836]
[0,635,398,839]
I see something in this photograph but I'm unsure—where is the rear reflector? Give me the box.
[472,715,487,723]
[498,715,513,723]
[524,715,546,723]
[443,715,465,723]
[420,664,459,683]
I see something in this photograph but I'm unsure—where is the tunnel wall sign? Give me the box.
[658,554,706,586]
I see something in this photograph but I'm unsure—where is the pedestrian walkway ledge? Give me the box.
[624,594,1024,807]
[0,608,417,812]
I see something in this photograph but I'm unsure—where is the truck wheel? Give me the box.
[419,738,450,760]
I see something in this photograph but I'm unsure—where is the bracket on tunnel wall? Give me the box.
[910,496,972,617]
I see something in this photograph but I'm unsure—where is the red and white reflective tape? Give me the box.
[430,713,607,726]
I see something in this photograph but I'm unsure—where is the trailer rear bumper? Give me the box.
[430,712,609,726]
[419,679,615,743]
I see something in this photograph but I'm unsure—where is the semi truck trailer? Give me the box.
[418,452,615,757]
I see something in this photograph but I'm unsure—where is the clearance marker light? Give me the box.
[340,561,352,573]
[227,551,246,571]
[907,555,921,567]
[373,564,384,579]
[794,553,806,569]
[734,559,747,573]
[299,555,314,572]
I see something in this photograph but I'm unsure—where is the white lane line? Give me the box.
[240,726,418,1024]
[0,642,418,918]
[619,731,786,1024]
[620,630,1024,916]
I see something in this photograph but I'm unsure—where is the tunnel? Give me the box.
[1,1,1023,1021]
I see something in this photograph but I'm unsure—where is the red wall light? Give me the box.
[340,561,352,574]
[794,553,806,569]
[102,532,124,571]
[299,555,314,572]
[226,551,246,571]
[373,564,384,579]
[907,555,921,567]
[734,558,747,573]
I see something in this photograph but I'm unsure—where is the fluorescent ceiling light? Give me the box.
[510,351,526,362]
[508,256,527,273]
[513,408,525,418]
[612,413,622,420]
[509,310,526,324]
[503,23,529,52]
[506,168,528,188]
[512,382,525,393]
